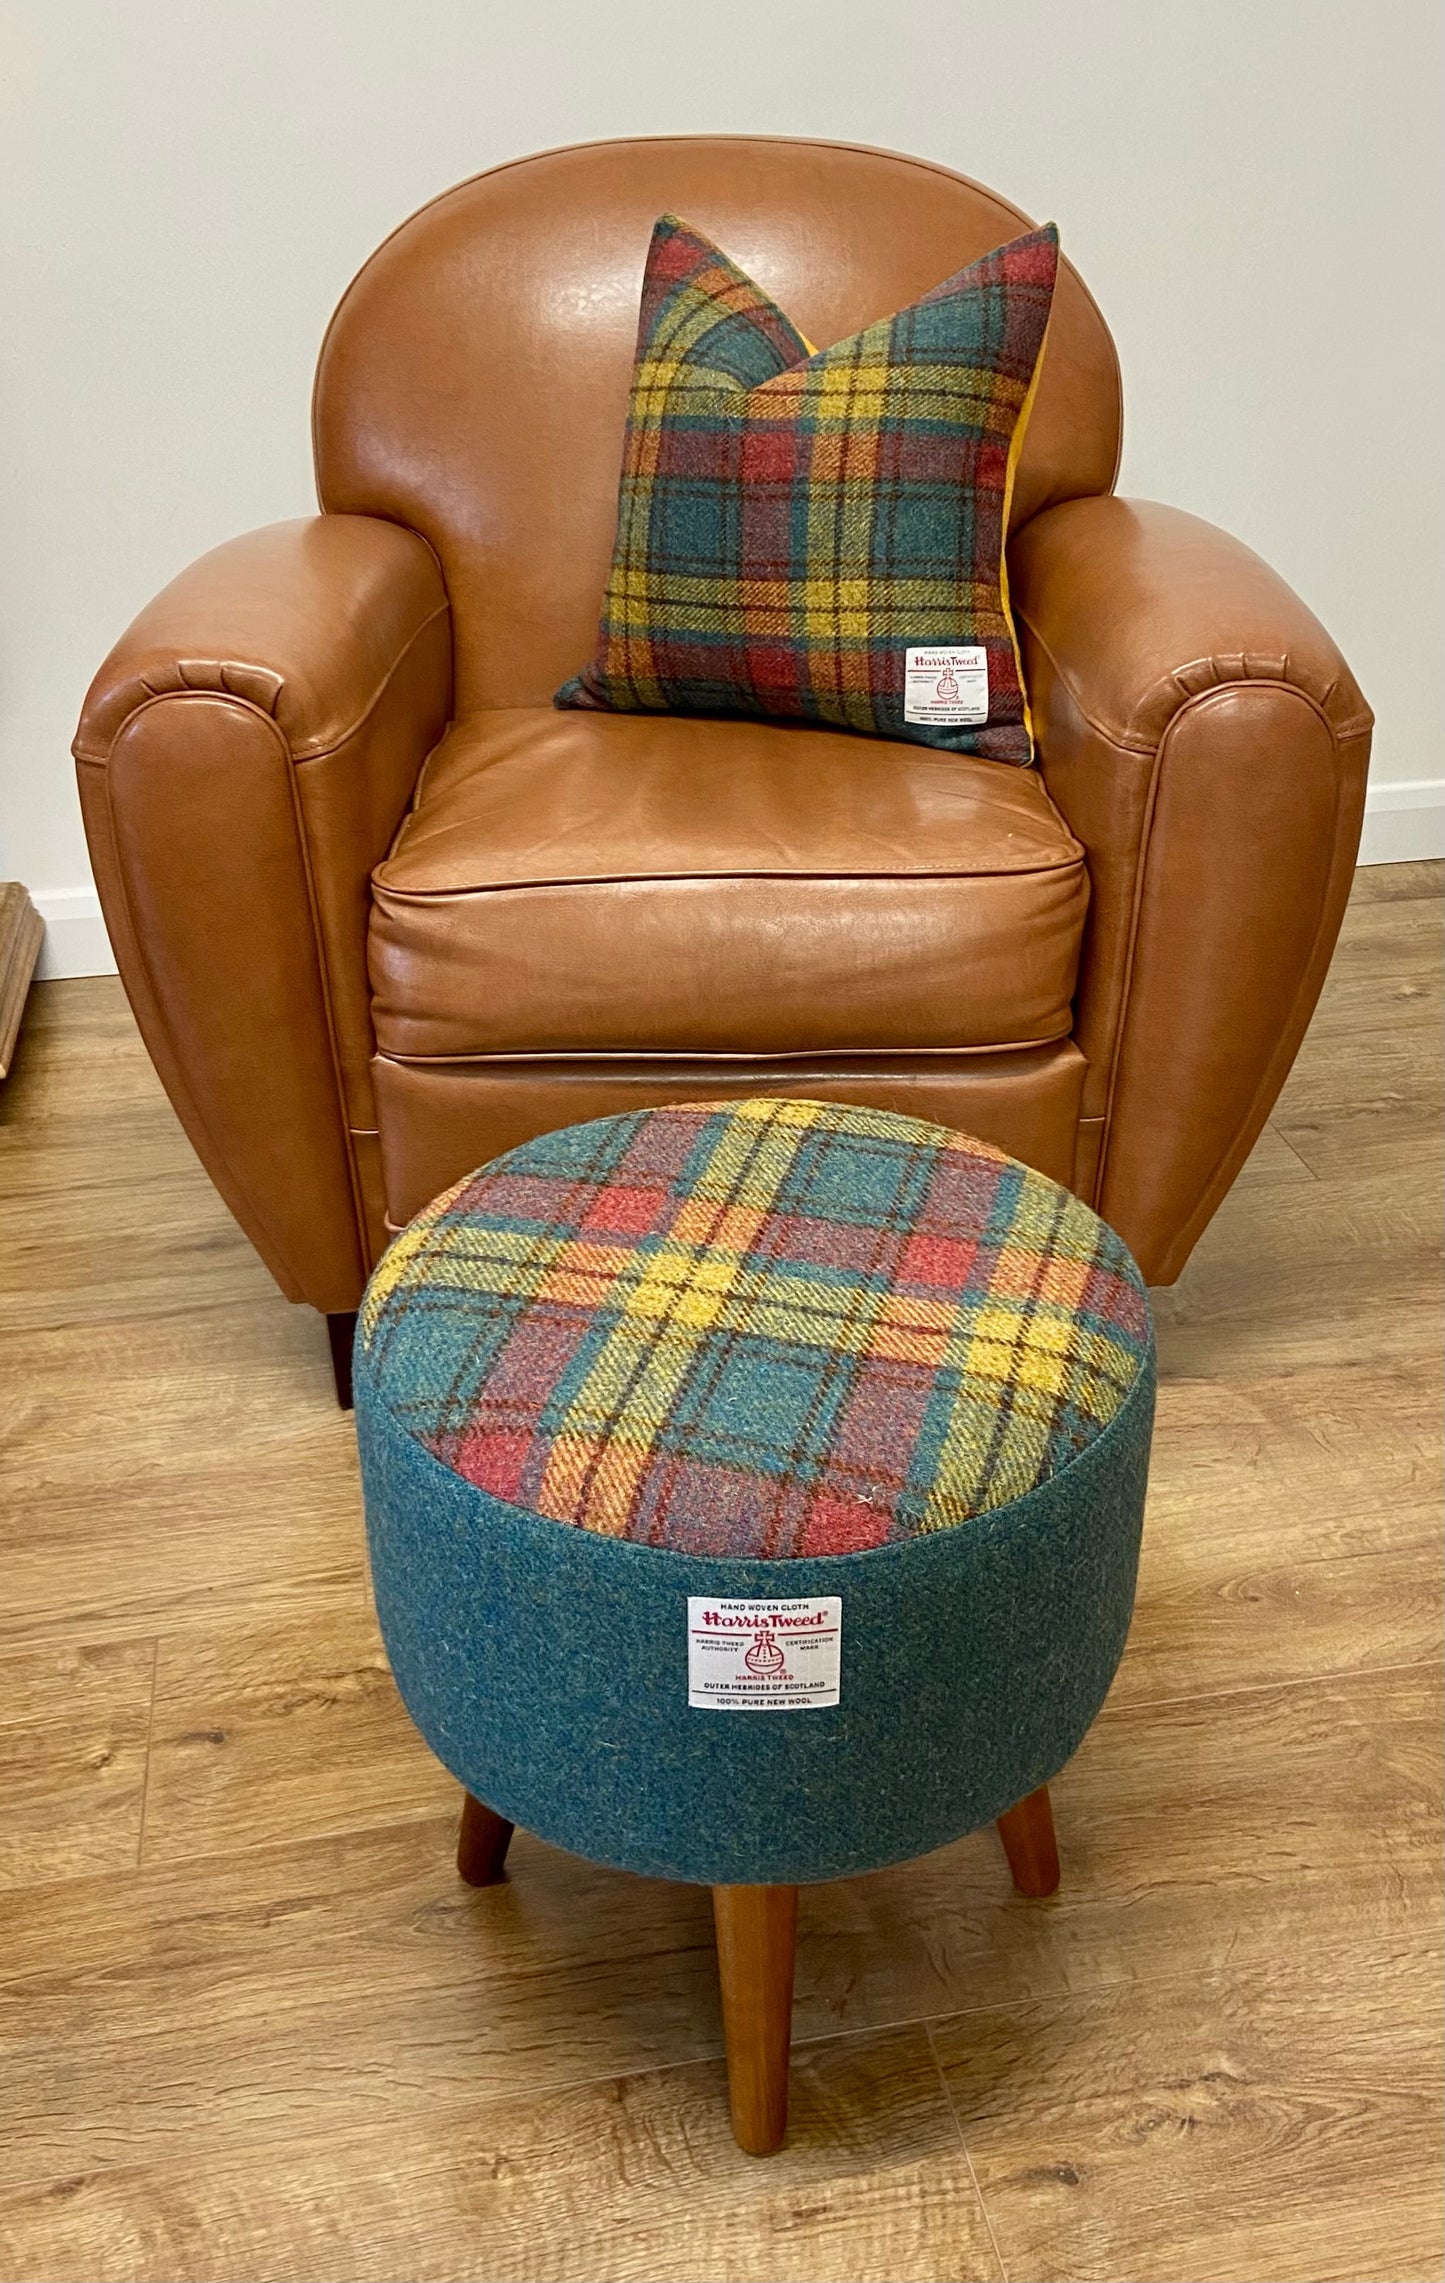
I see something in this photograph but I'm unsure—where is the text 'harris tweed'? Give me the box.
[360,1100,1151,1561]
[557,215,1058,761]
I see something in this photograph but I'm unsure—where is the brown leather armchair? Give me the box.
[74,137,1372,1400]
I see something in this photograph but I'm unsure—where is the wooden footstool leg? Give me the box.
[457,1792,514,1885]
[712,1884,798,2155]
[995,1783,1061,1896]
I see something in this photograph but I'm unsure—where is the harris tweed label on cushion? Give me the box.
[360,1099,1151,1561]
[556,216,1059,763]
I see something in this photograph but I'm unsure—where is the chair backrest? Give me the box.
[314,136,1121,715]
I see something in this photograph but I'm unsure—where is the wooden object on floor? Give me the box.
[996,1783,1061,1896]
[456,1792,514,1886]
[326,1310,357,1410]
[0,881,45,1081]
[711,1882,799,2156]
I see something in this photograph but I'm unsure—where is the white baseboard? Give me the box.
[26,778,1444,981]
[1358,778,1445,865]
[33,889,118,981]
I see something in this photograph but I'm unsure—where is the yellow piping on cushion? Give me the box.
[998,311,1051,762]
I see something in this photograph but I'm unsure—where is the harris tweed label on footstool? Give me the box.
[359,1099,1152,1563]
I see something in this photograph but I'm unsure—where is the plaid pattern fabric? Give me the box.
[556,215,1058,763]
[361,1100,1151,1561]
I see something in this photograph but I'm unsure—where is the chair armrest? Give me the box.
[75,516,451,1310]
[1010,496,1372,1282]
[75,515,449,761]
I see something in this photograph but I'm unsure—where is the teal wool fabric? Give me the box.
[355,1102,1155,1887]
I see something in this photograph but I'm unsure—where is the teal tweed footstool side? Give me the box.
[355,1098,1155,2154]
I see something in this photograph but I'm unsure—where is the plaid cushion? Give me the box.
[360,1100,1151,1561]
[556,216,1058,763]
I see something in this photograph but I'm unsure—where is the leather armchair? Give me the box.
[74,137,1371,1390]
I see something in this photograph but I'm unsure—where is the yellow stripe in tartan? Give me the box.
[361,1196,455,1337]
[602,572,1009,630]
[545,1316,707,1520]
[734,578,796,613]
[868,1323,951,1368]
[670,1196,768,1252]
[924,1304,1048,1521]
[623,1242,743,1328]
[916,1286,1139,1529]
[364,1221,578,1337]
[602,600,1006,646]
[731,1096,831,1129]
[785,573,980,612]
[583,1434,653,1534]
[538,1264,631,1309]
[866,377,1022,425]
[1003,1305,1079,1358]
[1033,1253,1093,1311]
[536,1432,603,1528]
[787,377,1017,426]
[802,432,881,486]
[555,1319,704,1444]
[392,1227,660,1322]
[371,1103,1031,1353]
[800,606,874,641]
[802,645,878,709]
[935,1387,1060,1527]
[649,287,751,367]
[471,1230,624,1291]
[1070,1324,1146,1394]
[733,1285,884,1355]
[686,1097,826,1208]
[793,574,873,612]
[602,662,668,710]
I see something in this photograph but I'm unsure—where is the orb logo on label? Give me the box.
[743,1628,788,1678]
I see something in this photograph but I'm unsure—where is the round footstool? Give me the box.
[355,1098,1155,2152]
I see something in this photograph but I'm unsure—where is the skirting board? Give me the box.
[28,778,1445,980]
[33,888,119,982]
[1356,778,1445,866]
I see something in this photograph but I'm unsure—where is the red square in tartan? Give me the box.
[900,1231,981,1291]
[798,1493,895,1558]
[449,1425,532,1506]
[580,1184,670,1236]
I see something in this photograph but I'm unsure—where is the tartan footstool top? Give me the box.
[360,1098,1152,1560]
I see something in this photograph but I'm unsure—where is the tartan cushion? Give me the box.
[360,1099,1151,1561]
[556,215,1059,763]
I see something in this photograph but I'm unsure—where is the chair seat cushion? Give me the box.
[369,709,1087,1058]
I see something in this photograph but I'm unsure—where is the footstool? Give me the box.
[355,1098,1155,2153]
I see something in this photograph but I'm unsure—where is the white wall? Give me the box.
[2,0,1441,973]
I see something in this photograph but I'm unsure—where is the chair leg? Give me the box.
[457,1792,515,1886]
[995,1783,1061,1896]
[326,1310,357,1410]
[711,1883,798,2156]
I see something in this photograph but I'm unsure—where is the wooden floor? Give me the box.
[0,863,1440,2283]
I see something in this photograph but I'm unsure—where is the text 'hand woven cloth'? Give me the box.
[557,218,1058,761]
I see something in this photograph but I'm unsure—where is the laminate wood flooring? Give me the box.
[0,862,1440,2283]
